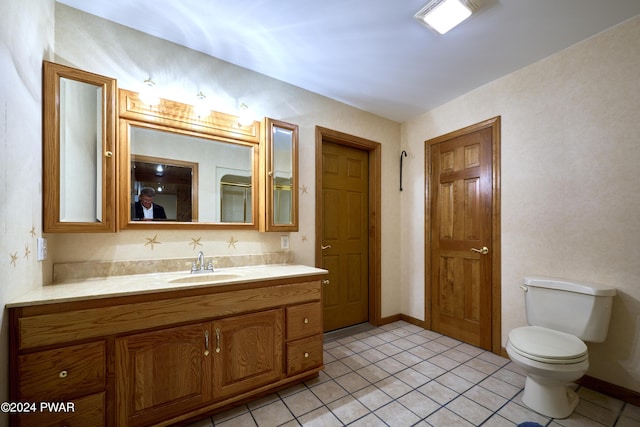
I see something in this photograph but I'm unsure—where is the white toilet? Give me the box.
[506,276,616,419]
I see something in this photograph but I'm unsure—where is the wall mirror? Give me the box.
[118,89,260,229]
[131,154,199,222]
[263,118,298,231]
[43,61,117,232]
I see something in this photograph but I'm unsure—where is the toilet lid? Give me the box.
[509,326,587,361]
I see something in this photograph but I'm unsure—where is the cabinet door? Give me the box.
[115,323,212,426]
[213,309,283,398]
[43,61,117,232]
[261,118,298,231]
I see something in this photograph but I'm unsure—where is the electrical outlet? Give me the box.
[280,235,290,250]
[37,237,47,261]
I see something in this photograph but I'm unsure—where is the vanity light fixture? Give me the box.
[414,0,478,35]
[139,78,160,106]
[194,91,210,118]
[237,103,254,127]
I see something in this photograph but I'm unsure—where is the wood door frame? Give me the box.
[315,126,382,327]
[424,116,502,354]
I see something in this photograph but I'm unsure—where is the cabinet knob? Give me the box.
[105,151,113,158]
[304,352,309,358]
[58,370,68,378]
[322,279,330,285]
[304,318,309,324]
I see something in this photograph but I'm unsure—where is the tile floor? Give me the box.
[187,321,640,427]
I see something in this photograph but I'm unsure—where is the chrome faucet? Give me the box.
[191,251,214,273]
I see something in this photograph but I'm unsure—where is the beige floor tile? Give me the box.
[294,406,342,426]
[281,389,323,417]
[425,407,475,426]
[374,376,413,399]
[334,371,370,394]
[418,379,459,405]
[374,401,421,426]
[446,395,493,425]
[462,384,508,412]
[250,400,294,427]
[352,384,393,411]
[215,412,257,427]
[396,389,440,418]
[309,379,348,404]
[326,394,370,424]
[393,367,430,389]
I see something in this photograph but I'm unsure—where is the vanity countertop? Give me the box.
[7,264,328,308]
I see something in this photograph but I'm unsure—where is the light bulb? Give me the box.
[139,79,159,106]
[238,103,253,126]
[194,92,210,118]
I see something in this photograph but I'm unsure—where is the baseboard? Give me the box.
[577,375,640,406]
[379,313,427,328]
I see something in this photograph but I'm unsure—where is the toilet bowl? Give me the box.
[506,277,615,419]
[506,326,589,419]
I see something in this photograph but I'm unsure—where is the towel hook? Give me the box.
[400,150,408,191]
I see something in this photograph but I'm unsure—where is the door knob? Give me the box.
[321,244,332,250]
[470,246,489,255]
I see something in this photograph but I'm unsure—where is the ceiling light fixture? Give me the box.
[139,78,159,106]
[414,0,478,35]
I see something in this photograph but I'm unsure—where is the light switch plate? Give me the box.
[37,237,47,261]
[280,235,290,250]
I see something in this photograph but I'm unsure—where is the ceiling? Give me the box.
[57,0,640,122]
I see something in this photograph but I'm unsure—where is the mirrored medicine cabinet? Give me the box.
[43,61,117,232]
[262,118,298,232]
[43,61,299,232]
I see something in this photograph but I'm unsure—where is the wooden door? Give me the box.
[212,309,283,399]
[321,142,369,331]
[428,121,496,350]
[115,322,212,426]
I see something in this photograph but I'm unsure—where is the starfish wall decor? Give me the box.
[144,234,161,250]
[190,237,203,250]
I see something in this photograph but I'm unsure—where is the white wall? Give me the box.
[401,16,640,392]
[0,1,54,424]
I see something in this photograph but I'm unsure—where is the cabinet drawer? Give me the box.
[286,335,323,375]
[18,341,105,401]
[286,302,322,341]
[18,391,104,427]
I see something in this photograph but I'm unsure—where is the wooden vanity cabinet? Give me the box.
[9,275,324,427]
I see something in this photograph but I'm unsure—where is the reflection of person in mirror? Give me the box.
[133,187,167,221]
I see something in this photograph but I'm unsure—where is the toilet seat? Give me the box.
[508,326,587,364]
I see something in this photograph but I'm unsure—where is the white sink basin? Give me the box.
[169,273,242,284]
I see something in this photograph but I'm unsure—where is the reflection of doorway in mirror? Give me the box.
[131,155,199,222]
[220,174,252,223]
[273,177,292,224]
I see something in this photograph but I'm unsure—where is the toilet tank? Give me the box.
[523,276,616,342]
